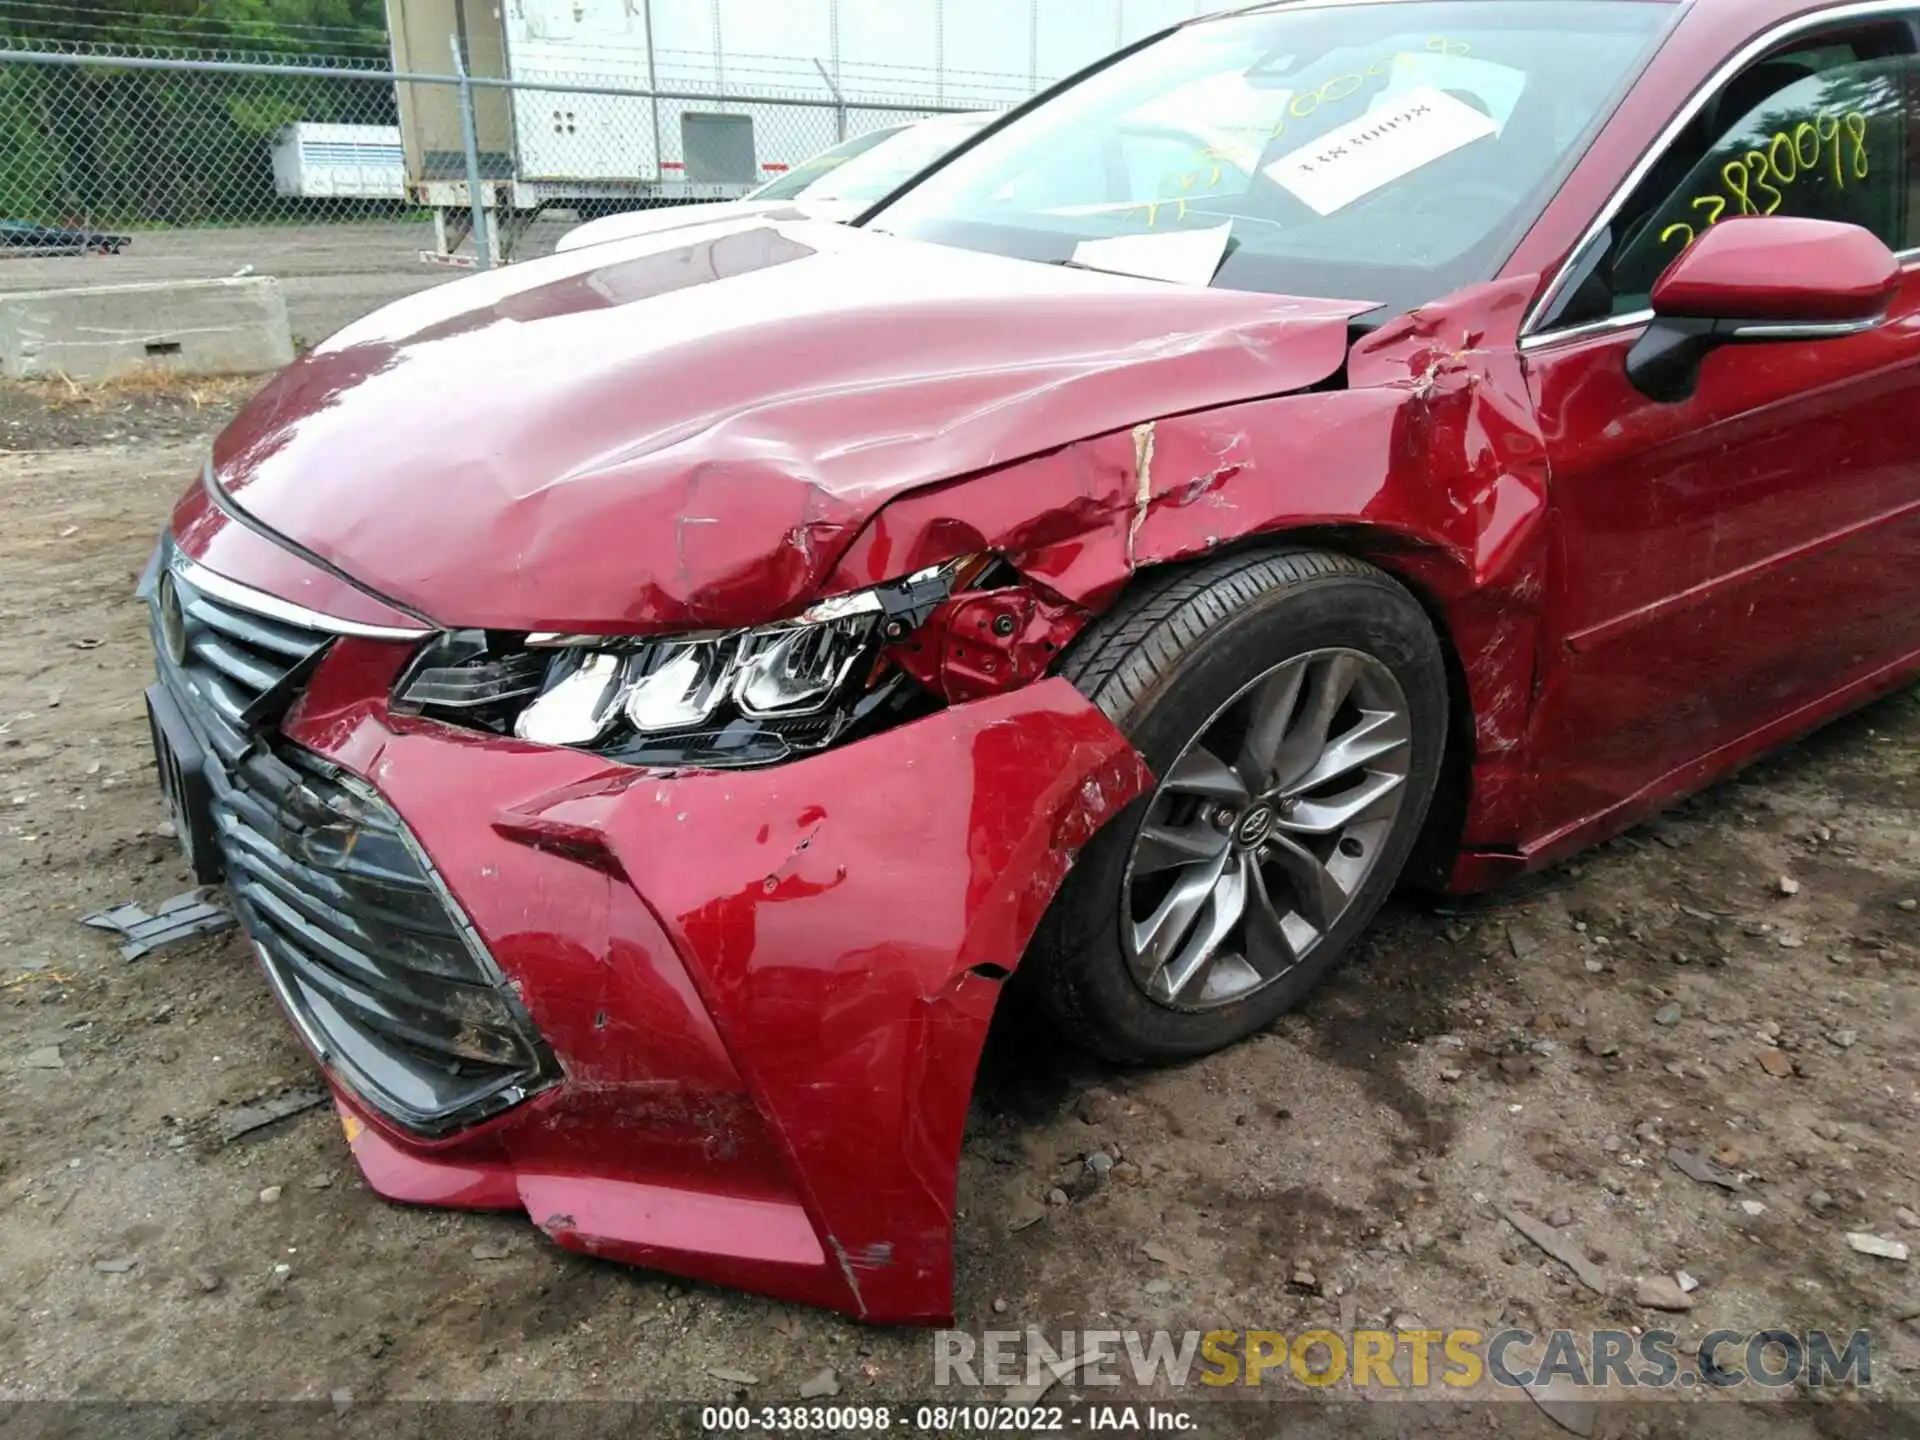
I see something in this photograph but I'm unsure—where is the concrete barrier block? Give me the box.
[0,276,295,382]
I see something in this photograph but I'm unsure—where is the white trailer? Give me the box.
[271,123,408,200]
[385,0,1211,260]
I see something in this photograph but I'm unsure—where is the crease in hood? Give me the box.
[212,217,1369,632]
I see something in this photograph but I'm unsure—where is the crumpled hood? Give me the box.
[213,218,1367,632]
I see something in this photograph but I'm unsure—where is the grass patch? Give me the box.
[6,369,266,411]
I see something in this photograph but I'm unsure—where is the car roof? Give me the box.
[1193,0,1884,59]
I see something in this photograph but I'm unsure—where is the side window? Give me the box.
[1560,33,1916,324]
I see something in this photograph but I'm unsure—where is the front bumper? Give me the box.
[152,552,1150,1323]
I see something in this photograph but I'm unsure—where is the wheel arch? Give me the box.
[1060,524,1488,891]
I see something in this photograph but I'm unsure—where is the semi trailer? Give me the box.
[385,0,1211,259]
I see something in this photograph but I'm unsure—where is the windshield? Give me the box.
[751,126,908,200]
[866,2,1673,313]
[777,115,994,204]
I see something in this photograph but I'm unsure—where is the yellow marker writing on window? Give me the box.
[1664,109,1871,252]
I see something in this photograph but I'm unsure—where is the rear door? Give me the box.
[1520,13,1920,844]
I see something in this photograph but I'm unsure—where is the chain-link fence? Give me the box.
[0,33,1027,344]
[1,45,407,234]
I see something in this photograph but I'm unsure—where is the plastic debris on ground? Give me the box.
[81,888,236,960]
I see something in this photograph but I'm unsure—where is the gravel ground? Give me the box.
[2,377,1918,1436]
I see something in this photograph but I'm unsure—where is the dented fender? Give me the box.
[834,277,1553,857]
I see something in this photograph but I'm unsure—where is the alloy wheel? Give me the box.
[1120,647,1413,1011]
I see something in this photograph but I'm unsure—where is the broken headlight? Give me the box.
[395,561,966,768]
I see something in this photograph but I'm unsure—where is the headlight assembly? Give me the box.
[394,560,971,768]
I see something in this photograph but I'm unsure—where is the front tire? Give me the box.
[1028,548,1449,1063]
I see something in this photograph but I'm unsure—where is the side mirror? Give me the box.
[1625,216,1900,402]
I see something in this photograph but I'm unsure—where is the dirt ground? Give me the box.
[2,376,1918,1435]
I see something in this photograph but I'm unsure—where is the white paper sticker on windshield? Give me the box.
[1381,52,1527,133]
[1263,85,1497,216]
[1070,222,1234,287]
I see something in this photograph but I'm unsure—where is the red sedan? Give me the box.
[145,0,1920,1323]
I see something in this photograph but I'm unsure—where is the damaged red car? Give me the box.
[144,0,1920,1323]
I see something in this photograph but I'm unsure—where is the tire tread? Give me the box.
[1062,549,1387,726]
[1031,546,1426,1062]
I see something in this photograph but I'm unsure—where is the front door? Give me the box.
[1520,19,1920,847]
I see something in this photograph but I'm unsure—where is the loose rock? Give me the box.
[1074,1089,1117,1126]
[1006,1195,1047,1232]
[1502,1205,1606,1294]
[1847,1233,1911,1262]
[1142,1241,1189,1273]
[1653,1004,1683,1027]
[1669,1145,1743,1192]
[1758,1049,1795,1078]
[1634,1277,1695,1312]
[1523,1381,1596,1438]
[708,1368,760,1387]
[23,1045,64,1070]
[798,1367,841,1400]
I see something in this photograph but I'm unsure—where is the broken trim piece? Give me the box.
[81,889,237,961]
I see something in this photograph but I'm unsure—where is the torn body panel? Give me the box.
[834,278,1553,868]
[279,644,1151,1322]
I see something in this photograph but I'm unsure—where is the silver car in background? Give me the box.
[555,112,996,252]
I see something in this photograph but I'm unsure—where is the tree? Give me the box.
[1,0,390,55]
[0,0,399,225]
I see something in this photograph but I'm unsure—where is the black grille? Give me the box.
[149,549,557,1136]
[156,563,330,763]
